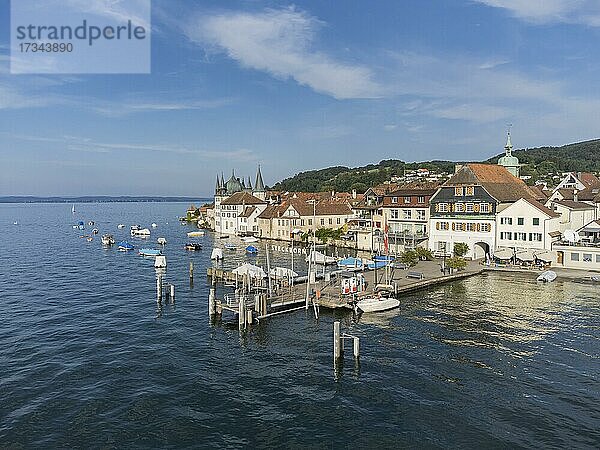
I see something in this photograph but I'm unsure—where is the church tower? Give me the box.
[253,164,266,200]
[498,131,520,178]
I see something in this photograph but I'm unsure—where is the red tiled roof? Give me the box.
[554,200,595,210]
[523,199,560,218]
[220,191,265,205]
[446,163,539,202]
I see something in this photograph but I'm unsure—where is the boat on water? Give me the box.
[373,255,395,262]
[117,224,125,229]
[184,243,202,251]
[306,250,337,265]
[131,226,151,237]
[92,228,99,235]
[78,221,85,230]
[187,231,205,237]
[211,248,224,260]
[241,236,258,243]
[118,241,134,251]
[88,221,95,226]
[101,234,115,246]
[139,248,162,257]
[151,223,158,228]
[537,270,557,282]
[224,243,237,251]
[269,266,299,279]
[71,204,75,214]
[157,237,167,245]
[337,256,363,270]
[356,296,400,313]
[245,245,258,255]
[218,235,229,239]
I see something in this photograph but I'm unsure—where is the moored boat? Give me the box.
[306,250,337,265]
[101,234,115,246]
[157,237,167,245]
[139,248,162,257]
[187,231,205,237]
[118,241,134,251]
[337,256,363,270]
[131,227,151,237]
[537,270,557,282]
[241,236,258,243]
[224,243,237,251]
[356,296,400,313]
[184,243,202,251]
[245,245,258,255]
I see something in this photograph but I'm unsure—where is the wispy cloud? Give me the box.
[184,7,382,99]
[3,133,258,162]
[90,97,234,116]
[473,0,600,26]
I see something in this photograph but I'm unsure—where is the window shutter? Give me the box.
[477,223,481,231]
[474,203,480,212]
[452,222,455,231]
[436,221,440,230]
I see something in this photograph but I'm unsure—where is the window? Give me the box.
[596,255,600,263]
[301,219,305,226]
[571,253,580,261]
[465,203,474,213]
[465,186,474,196]
[466,223,476,232]
[404,196,411,204]
[500,231,512,240]
[500,217,513,225]
[455,186,464,196]
[480,203,490,213]
[308,219,312,226]
[391,197,398,204]
[417,196,425,204]
[337,218,341,225]
[517,217,524,226]
[480,223,491,232]
[417,210,426,220]
[528,233,542,242]
[320,219,325,226]
[533,218,540,226]
[403,210,412,219]
[439,203,448,212]
[391,209,399,219]
[437,221,449,230]
[518,232,527,241]
[455,203,465,213]
[328,218,333,225]
[583,253,592,262]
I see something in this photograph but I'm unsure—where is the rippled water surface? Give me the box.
[1,202,599,448]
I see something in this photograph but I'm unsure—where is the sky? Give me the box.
[2,0,600,196]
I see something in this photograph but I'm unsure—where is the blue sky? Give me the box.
[2,0,600,196]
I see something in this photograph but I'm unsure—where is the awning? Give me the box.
[579,221,600,233]
[269,266,299,278]
[493,247,513,260]
[232,263,267,278]
[534,251,554,262]
[515,249,536,262]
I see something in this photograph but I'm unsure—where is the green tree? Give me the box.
[446,256,467,271]
[454,242,469,257]
[415,246,434,261]
[399,250,419,267]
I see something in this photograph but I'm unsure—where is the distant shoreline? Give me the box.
[0,196,212,204]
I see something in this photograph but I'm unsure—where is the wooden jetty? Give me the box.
[207,260,484,327]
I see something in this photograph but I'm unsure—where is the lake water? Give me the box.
[1,202,599,448]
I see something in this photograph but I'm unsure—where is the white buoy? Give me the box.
[151,223,157,228]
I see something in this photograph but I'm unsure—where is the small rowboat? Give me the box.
[187,231,205,237]
[139,248,162,257]
[184,243,202,251]
[245,245,258,255]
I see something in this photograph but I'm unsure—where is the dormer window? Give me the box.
[465,186,474,196]
[404,196,411,204]
[455,186,464,196]
[391,197,398,204]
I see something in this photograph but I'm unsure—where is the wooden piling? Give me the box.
[238,296,246,328]
[189,261,194,283]
[156,276,162,302]
[209,288,216,316]
[246,309,253,325]
[170,284,175,300]
[353,337,360,359]
[333,321,342,360]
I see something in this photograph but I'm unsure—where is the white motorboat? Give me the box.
[356,296,400,313]
[211,248,224,260]
[241,236,258,243]
[151,223,158,228]
[117,224,125,229]
[537,270,557,282]
[131,227,151,237]
[157,237,167,245]
[187,231,205,237]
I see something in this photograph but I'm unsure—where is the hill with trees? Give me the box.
[272,139,600,193]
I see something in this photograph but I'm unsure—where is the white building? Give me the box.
[217,192,267,236]
[496,198,561,251]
